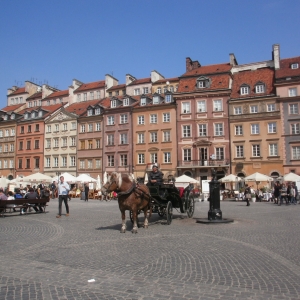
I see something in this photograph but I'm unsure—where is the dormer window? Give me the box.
[24,113,28,119]
[291,63,299,69]
[255,83,265,93]
[240,85,249,95]
[153,96,159,104]
[111,100,117,108]
[11,98,14,105]
[141,97,146,106]
[165,94,172,103]
[11,114,15,119]
[95,107,100,115]
[38,111,42,117]
[87,109,93,116]
[157,87,161,94]
[197,76,210,89]
[123,98,129,106]
[31,112,35,118]
[3,115,8,120]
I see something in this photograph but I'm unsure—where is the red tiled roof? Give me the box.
[1,104,25,112]
[74,80,105,93]
[106,84,126,91]
[177,74,231,93]
[17,103,65,119]
[65,99,102,116]
[154,77,179,84]
[231,67,275,99]
[9,87,26,96]
[181,63,232,77]
[276,57,300,79]
[27,92,42,100]
[128,77,151,86]
[44,90,69,99]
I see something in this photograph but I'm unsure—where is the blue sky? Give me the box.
[1,0,299,108]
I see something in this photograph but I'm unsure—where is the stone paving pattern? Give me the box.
[1,198,300,299]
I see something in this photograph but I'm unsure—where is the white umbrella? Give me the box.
[96,175,102,190]
[281,172,300,182]
[60,172,77,183]
[103,171,108,184]
[244,172,273,182]
[219,174,242,183]
[76,173,97,183]
[144,172,148,185]
[21,172,53,183]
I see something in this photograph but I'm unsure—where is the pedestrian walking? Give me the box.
[56,176,70,218]
[84,183,89,202]
[244,184,251,206]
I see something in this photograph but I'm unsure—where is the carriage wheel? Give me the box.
[186,194,195,218]
[158,207,165,217]
[166,201,173,225]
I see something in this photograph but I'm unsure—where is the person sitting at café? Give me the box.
[7,191,17,212]
[24,187,43,213]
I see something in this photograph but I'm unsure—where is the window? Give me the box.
[183,149,191,161]
[10,144,14,152]
[198,124,207,136]
[46,139,51,148]
[28,125,31,133]
[182,102,190,113]
[150,132,158,142]
[71,137,76,146]
[252,145,260,157]
[95,122,101,131]
[115,91,119,96]
[0,130,2,137]
[143,87,148,94]
[169,86,174,92]
[4,159,7,168]
[88,124,93,132]
[95,107,100,115]
[70,156,76,167]
[95,159,101,168]
[163,131,171,142]
[138,153,145,164]
[183,125,191,137]
[291,63,299,69]
[26,140,31,150]
[268,122,277,133]
[122,89,126,95]
[120,114,128,124]
[62,157,67,167]
[77,94,81,102]
[123,98,129,106]
[216,147,224,160]
[134,88,140,95]
[138,116,144,125]
[46,157,50,168]
[150,153,157,164]
[47,125,51,133]
[153,96,159,104]
[54,157,58,167]
[19,141,23,150]
[5,129,9,137]
[138,133,144,144]
[150,114,157,123]
[80,160,85,169]
[235,125,243,135]
[120,133,128,144]
[83,93,87,101]
[236,145,244,158]
[62,123,67,131]
[163,113,170,122]
[62,138,67,147]
[80,124,85,133]
[251,124,259,134]
[107,134,114,145]
[292,146,300,159]
[214,123,223,136]
[31,111,36,118]
[96,139,101,148]
[108,155,114,167]
[47,100,50,106]
[250,105,258,113]
[97,90,100,99]
[163,86,168,93]
[234,107,242,115]
[4,144,8,152]
[120,154,128,166]
[165,94,172,103]
[71,122,76,130]
[34,124,39,132]
[267,103,275,112]
[289,104,299,114]
[107,116,114,125]
[291,124,300,134]
[34,140,40,149]
[87,109,93,116]
[197,101,206,112]
[10,128,15,137]
[157,87,161,94]
[141,97,146,106]
[197,80,205,88]
[111,100,116,108]
[289,88,297,97]
[54,138,59,147]
[164,152,171,163]
[269,144,278,156]
[80,140,85,149]
[55,124,59,132]
[241,86,249,95]
[87,160,92,169]
[255,84,265,93]
[213,99,222,111]
[90,91,94,100]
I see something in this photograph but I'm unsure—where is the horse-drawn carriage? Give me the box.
[102,172,195,233]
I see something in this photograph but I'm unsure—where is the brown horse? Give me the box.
[101,172,151,233]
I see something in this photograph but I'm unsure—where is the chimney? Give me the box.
[272,44,280,70]
[186,57,201,72]
[229,53,238,66]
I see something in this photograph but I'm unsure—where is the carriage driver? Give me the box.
[148,165,164,187]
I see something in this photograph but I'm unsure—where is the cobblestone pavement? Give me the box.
[1,198,300,300]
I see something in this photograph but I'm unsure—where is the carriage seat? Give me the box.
[148,186,168,199]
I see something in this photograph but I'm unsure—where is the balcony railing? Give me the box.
[178,159,229,168]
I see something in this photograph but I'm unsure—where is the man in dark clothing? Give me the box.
[244,184,251,206]
[148,165,164,186]
[84,183,89,202]
[50,181,56,199]
[24,187,43,213]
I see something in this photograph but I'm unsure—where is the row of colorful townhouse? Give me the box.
[0,44,299,183]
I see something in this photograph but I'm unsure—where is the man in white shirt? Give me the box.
[56,176,70,218]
